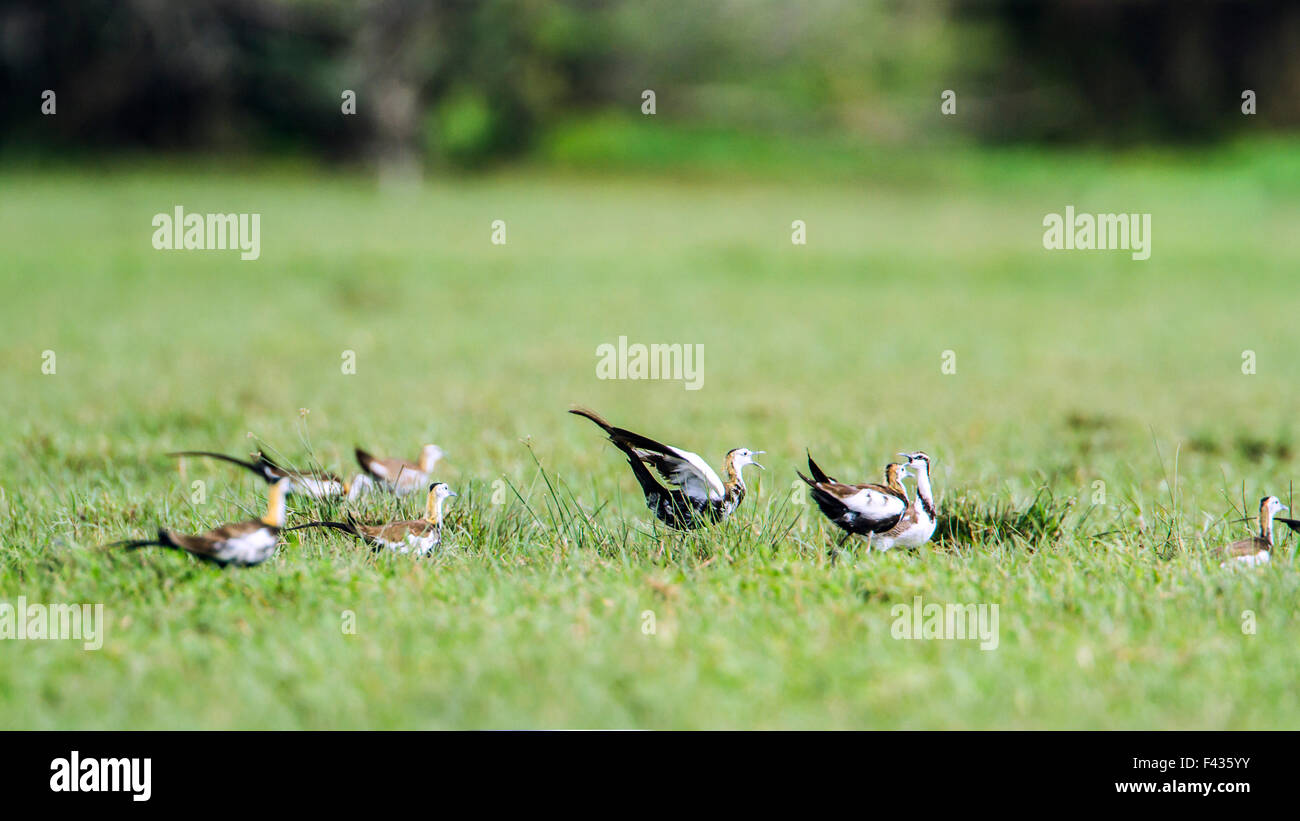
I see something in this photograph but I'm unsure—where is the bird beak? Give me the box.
[448,491,458,497]
[752,451,765,470]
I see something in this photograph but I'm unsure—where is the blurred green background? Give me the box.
[6,0,1300,165]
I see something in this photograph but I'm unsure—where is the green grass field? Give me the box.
[3,135,1300,728]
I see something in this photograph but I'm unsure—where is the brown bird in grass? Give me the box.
[798,453,911,547]
[112,478,290,567]
[354,444,444,496]
[569,407,763,529]
[288,482,456,555]
[1218,495,1287,567]
[169,449,361,499]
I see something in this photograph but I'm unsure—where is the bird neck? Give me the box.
[724,457,748,504]
[1259,506,1275,545]
[424,492,441,522]
[886,466,908,500]
[911,466,935,519]
[419,450,438,472]
[261,483,287,528]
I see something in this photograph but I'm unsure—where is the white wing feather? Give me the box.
[842,488,907,521]
[635,446,726,502]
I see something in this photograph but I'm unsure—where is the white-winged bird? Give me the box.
[569,407,763,529]
[1219,495,1287,567]
[113,477,290,567]
[169,449,354,499]
[289,482,456,556]
[798,453,910,546]
[354,444,444,497]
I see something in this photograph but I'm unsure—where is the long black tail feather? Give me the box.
[169,450,272,481]
[288,521,358,537]
[110,528,175,551]
[805,451,833,484]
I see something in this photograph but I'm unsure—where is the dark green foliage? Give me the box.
[935,488,1074,549]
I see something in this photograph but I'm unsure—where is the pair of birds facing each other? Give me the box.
[1219,495,1300,567]
[171,443,444,500]
[798,451,937,551]
[568,406,937,550]
[116,463,457,566]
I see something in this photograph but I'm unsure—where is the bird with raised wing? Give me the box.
[569,407,763,529]
[1219,495,1287,567]
[169,449,359,499]
[289,482,456,556]
[112,478,290,567]
[354,444,444,496]
[798,453,910,546]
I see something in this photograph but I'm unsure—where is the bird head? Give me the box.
[729,448,765,471]
[431,482,457,500]
[898,451,931,472]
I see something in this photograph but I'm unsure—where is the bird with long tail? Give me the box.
[569,407,763,529]
[169,449,368,500]
[800,450,937,551]
[289,482,456,556]
[798,453,910,545]
[1219,495,1287,567]
[111,478,290,567]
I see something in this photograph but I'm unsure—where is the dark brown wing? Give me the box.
[162,520,264,557]
[797,471,907,535]
[374,521,436,542]
[1223,536,1270,557]
[351,519,434,544]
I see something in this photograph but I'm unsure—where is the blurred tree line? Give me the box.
[2,0,1297,167]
